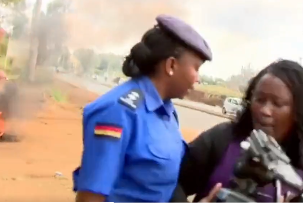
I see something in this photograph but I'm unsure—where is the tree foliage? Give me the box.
[72,48,123,76]
[199,75,225,85]
[0,0,23,6]
[11,11,28,39]
[226,63,256,92]
[74,48,96,73]
[36,0,69,66]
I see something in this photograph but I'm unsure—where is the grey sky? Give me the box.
[188,0,303,79]
[39,0,303,79]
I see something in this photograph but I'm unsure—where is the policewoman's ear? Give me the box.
[165,56,178,76]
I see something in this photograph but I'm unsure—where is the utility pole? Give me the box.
[27,0,42,82]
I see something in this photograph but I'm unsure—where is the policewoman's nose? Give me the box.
[195,74,200,83]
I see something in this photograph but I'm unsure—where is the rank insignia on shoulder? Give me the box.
[118,89,144,110]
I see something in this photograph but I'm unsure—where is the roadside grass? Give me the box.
[50,88,68,103]
[194,84,243,98]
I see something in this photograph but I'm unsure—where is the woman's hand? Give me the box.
[199,183,222,202]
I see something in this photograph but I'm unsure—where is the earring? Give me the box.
[169,71,173,76]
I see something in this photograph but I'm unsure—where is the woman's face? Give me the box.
[169,50,204,99]
[250,73,294,142]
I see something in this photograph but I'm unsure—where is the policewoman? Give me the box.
[73,14,212,202]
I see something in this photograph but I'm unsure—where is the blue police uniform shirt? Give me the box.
[73,76,186,202]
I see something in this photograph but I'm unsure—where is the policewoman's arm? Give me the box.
[75,102,132,202]
[172,122,234,202]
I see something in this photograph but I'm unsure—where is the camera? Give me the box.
[214,129,303,202]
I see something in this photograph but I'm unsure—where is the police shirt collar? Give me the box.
[137,76,174,114]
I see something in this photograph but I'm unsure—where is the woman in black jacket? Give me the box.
[172,59,303,202]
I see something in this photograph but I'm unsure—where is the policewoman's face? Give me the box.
[250,73,294,142]
[171,51,204,98]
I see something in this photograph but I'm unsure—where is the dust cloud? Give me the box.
[65,0,191,51]
[0,0,192,139]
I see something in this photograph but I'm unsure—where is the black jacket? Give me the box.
[170,122,236,202]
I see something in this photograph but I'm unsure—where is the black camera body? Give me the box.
[213,130,303,203]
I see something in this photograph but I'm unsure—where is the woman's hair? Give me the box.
[233,59,303,168]
[122,26,194,78]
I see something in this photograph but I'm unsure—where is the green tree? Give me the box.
[74,48,97,74]
[11,11,28,39]
[98,53,123,71]
[226,63,256,91]
[58,47,71,70]
[97,59,108,71]
[27,0,42,82]
[37,0,69,66]
[200,75,216,85]
[0,0,23,6]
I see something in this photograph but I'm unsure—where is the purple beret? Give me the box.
[156,14,212,61]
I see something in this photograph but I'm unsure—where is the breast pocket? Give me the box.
[138,118,184,187]
[144,113,184,162]
[145,126,183,162]
[147,140,172,160]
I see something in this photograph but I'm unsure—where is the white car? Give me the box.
[222,97,243,115]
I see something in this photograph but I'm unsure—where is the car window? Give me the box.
[230,99,238,105]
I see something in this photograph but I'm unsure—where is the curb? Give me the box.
[172,100,232,120]
[56,74,232,120]
[99,82,232,120]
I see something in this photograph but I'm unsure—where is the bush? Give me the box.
[186,90,225,107]
[194,84,242,98]
[50,88,68,103]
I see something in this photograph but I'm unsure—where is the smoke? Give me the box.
[5,0,192,68]
[65,0,191,51]
[0,0,193,139]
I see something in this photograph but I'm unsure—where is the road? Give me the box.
[56,73,228,131]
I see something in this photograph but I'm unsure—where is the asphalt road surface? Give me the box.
[56,73,228,131]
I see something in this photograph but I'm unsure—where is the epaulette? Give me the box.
[118,89,144,110]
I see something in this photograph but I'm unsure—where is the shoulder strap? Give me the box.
[118,89,144,111]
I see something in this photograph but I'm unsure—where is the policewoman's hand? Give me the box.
[199,183,222,202]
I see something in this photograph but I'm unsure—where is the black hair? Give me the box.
[234,59,303,168]
[122,25,195,78]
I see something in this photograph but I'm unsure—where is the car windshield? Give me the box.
[231,98,242,105]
